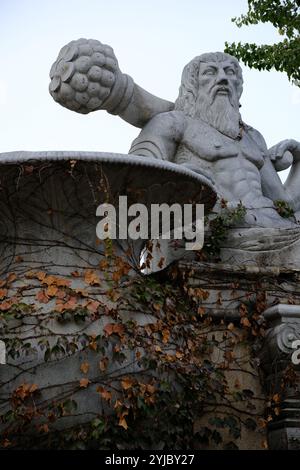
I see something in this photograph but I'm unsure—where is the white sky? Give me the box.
[0,0,299,182]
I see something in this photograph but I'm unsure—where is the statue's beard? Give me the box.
[195,89,241,139]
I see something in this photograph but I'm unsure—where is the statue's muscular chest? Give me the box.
[175,120,265,169]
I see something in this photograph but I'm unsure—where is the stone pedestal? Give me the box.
[177,260,300,449]
[259,304,300,450]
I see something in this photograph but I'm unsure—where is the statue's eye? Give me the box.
[203,68,216,76]
[226,68,235,76]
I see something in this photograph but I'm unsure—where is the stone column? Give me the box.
[260,304,300,449]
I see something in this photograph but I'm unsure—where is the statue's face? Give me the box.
[198,60,240,106]
[195,59,241,139]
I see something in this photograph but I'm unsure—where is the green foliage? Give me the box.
[56,306,90,324]
[224,0,300,85]
[203,201,246,259]
[274,198,295,217]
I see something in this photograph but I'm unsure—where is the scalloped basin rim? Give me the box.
[0,150,215,191]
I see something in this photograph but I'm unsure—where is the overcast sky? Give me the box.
[1,0,299,181]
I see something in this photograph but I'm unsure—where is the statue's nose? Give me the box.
[216,69,228,84]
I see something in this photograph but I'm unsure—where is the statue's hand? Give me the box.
[269,139,300,170]
[49,38,133,115]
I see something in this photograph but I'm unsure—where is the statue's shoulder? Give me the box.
[142,110,186,137]
[148,109,185,126]
[244,123,268,151]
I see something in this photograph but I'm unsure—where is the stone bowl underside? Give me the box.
[0,151,216,276]
[0,151,217,437]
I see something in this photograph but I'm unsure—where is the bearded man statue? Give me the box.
[49,41,300,268]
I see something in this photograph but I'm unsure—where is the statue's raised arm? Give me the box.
[49,38,173,128]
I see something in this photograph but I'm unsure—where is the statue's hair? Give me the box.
[174,52,243,117]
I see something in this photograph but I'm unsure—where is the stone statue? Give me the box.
[49,38,300,267]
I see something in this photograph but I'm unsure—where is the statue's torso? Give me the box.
[175,118,271,209]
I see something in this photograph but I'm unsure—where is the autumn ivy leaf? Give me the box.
[112,271,122,283]
[114,399,123,410]
[117,416,128,430]
[240,317,251,328]
[0,289,8,299]
[71,270,81,277]
[239,303,248,316]
[44,275,71,288]
[121,377,134,390]
[46,285,58,297]
[84,269,101,286]
[197,306,205,316]
[96,386,112,401]
[79,378,90,388]
[261,439,268,449]
[39,424,49,433]
[146,384,156,395]
[56,289,67,299]
[89,340,97,351]
[99,357,109,371]
[1,439,11,448]
[6,273,17,285]
[13,383,38,400]
[24,165,34,174]
[107,289,121,302]
[99,259,109,270]
[29,384,38,393]
[117,409,129,430]
[224,350,234,362]
[85,300,100,313]
[162,329,170,344]
[55,296,78,312]
[152,303,161,312]
[272,393,281,403]
[80,362,90,374]
[103,323,124,337]
[75,288,88,297]
[175,351,184,359]
[35,290,49,304]
[36,271,47,281]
